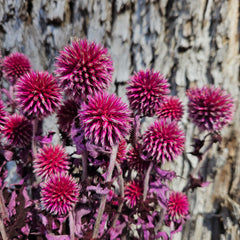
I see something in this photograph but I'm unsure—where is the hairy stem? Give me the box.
[143,161,153,201]
[69,210,75,240]
[0,190,8,240]
[0,218,7,240]
[92,144,118,239]
[81,150,88,181]
[112,161,124,228]
[32,119,38,157]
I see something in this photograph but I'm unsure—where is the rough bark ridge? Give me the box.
[0,0,239,239]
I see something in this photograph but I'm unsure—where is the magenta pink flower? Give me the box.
[124,181,143,208]
[33,144,70,180]
[41,173,79,215]
[126,145,150,174]
[15,70,62,119]
[142,119,185,164]
[156,96,184,121]
[126,70,170,117]
[0,100,6,130]
[186,86,234,131]
[166,192,189,222]
[2,113,32,147]
[2,52,31,84]
[79,92,131,148]
[57,99,79,134]
[55,39,113,101]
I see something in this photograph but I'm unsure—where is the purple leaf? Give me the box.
[155,168,176,182]
[156,231,169,240]
[149,179,169,208]
[110,221,126,240]
[36,131,55,144]
[87,184,110,195]
[8,190,17,217]
[22,186,31,208]
[75,208,91,238]
[46,234,70,240]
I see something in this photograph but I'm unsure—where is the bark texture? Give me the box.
[0,0,239,239]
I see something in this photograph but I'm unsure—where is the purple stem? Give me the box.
[32,119,38,157]
[0,190,8,240]
[92,144,119,239]
[112,161,124,228]
[69,210,75,240]
[143,161,153,201]
[81,150,88,181]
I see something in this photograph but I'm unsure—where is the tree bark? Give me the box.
[0,0,239,239]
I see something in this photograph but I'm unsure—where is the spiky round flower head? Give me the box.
[156,96,184,121]
[41,173,79,215]
[186,86,234,131]
[142,119,185,164]
[55,39,113,101]
[126,145,150,174]
[79,92,131,148]
[124,181,143,208]
[15,70,62,119]
[57,99,79,134]
[2,113,32,147]
[166,192,189,222]
[33,144,70,180]
[0,100,7,130]
[126,70,170,117]
[2,52,31,84]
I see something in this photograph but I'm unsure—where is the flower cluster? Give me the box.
[0,39,235,240]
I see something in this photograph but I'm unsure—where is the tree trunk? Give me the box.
[0,0,239,239]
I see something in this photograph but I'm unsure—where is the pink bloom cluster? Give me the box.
[0,39,235,240]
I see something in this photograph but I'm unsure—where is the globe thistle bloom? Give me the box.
[142,119,185,164]
[124,181,143,208]
[41,173,79,215]
[57,99,79,134]
[126,145,150,174]
[0,100,6,130]
[186,86,234,131]
[55,39,113,101]
[2,113,32,147]
[15,70,62,119]
[33,144,70,180]
[2,52,31,84]
[126,70,170,117]
[166,192,189,222]
[79,92,131,148]
[156,96,184,121]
